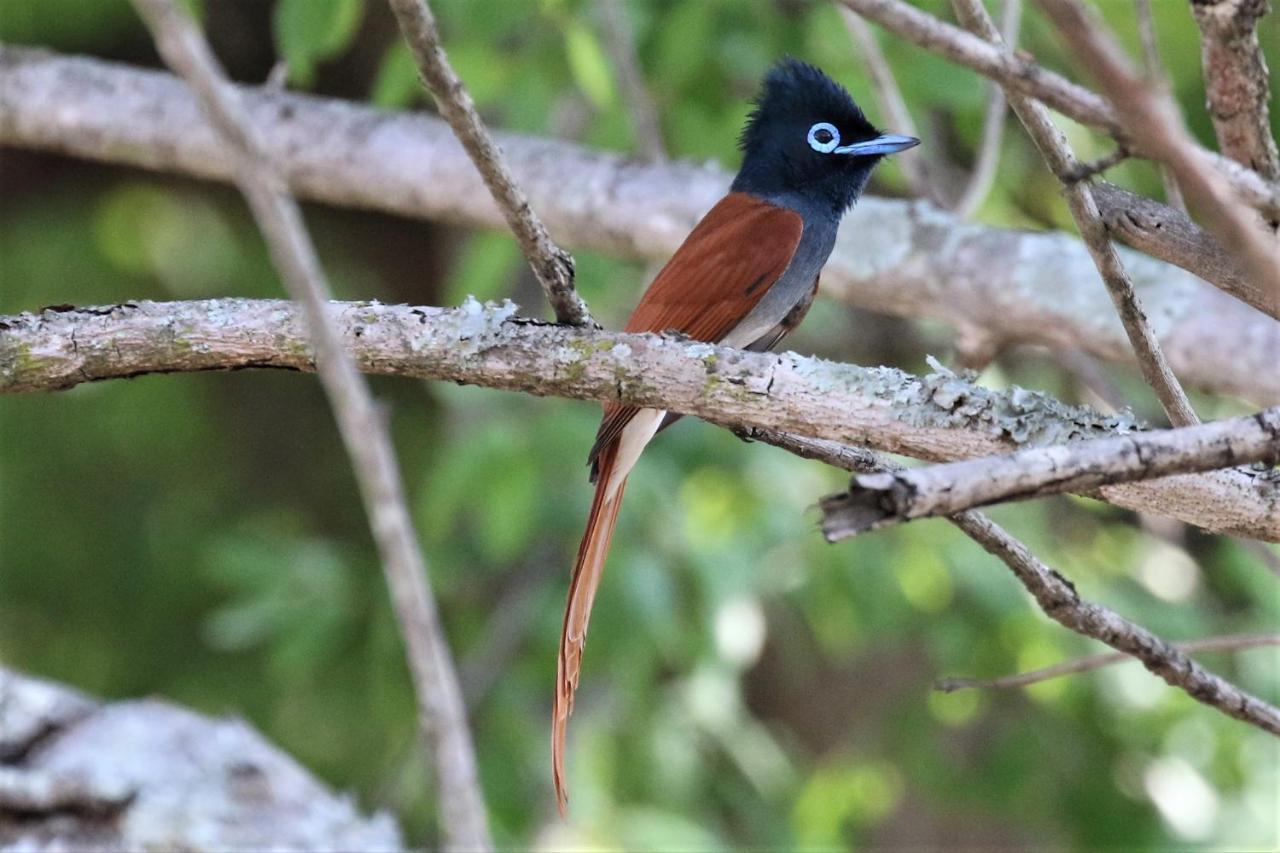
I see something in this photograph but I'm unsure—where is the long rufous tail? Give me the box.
[552,441,627,815]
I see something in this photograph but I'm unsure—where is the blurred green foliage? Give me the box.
[2,0,1278,849]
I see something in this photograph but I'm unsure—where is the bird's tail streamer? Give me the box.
[552,441,627,815]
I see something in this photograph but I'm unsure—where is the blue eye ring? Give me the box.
[807,122,840,153]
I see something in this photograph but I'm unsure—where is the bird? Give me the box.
[552,58,919,812]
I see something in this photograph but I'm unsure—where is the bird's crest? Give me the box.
[739,57,877,154]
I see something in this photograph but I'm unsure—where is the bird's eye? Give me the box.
[807,122,840,153]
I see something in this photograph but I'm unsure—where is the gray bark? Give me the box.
[0,667,401,852]
[2,298,1277,540]
[1,47,1276,403]
[1094,183,1272,320]
[822,406,1280,534]
[736,429,1280,737]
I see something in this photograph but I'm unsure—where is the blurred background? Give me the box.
[1,0,1277,848]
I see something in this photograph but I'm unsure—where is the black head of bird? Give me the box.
[733,57,920,216]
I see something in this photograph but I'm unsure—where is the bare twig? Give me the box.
[5,47,1277,403]
[1038,0,1280,306]
[126,3,490,848]
[1060,146,1131,184]
[838,6,932,200]
[595,0,665,162]
[1132,0,1185,212]
[1093,182,1275,321]
[938,632,1280,692]
[835,0,1280,220]
[953,0,1021,218]
[384,0,591,327]
[821,405,1280,534]
[1189,0,1279,181]
[737,431,1280,737]
[5,299,1279,541]
[951,0,1201,429]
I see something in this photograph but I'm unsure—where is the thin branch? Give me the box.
[838,5,933,201]
[5,47,1277,403]
[1189,0,1279,181]
[1060,145,1131,184]
[1093,182,1275,321]
[937,632,1280,692]
[1132,0,1186,212]
[944,512,1280,735]
[739,431,1280,737]
[383,0,592,327]
[126,3,490,848]
[1038,0,1280,306]
[821,405,1280,534]
[951,0,1201,429]
[953,0,1021,218]
[835,0,1280,220]
[595,0,665,162]
[4,298,1278,542]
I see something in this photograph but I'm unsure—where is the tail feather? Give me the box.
[553,442,627,815]
[554,407,664,814]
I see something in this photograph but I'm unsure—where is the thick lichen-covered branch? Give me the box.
[1,47,1276,403]
[3,298,1277,540]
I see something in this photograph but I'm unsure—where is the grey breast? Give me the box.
[721,213,838,349]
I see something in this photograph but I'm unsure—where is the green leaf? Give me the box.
[272,0,365,87]
[371,42,420,109]
[564,19,615,109]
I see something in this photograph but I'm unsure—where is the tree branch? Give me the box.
[3,47,1276,403]
[596,0,666,163]
[835,0,1280,220]
[838,6,934,201]
[1132,0,1186,212]
[1189,0,1279,181]
[383,0,591,327]
[942,512,1280,735]
[951,0,1200,429]
[0,666,402,849]
[1038,0,1280,306]
[952,0,1021,218]
[126,3,489,848]
[737,431,1280,737]
[821,406,1280,534]
[3,298,1278,541]
[1093,182,1275,321]
[937,632,1280,692]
